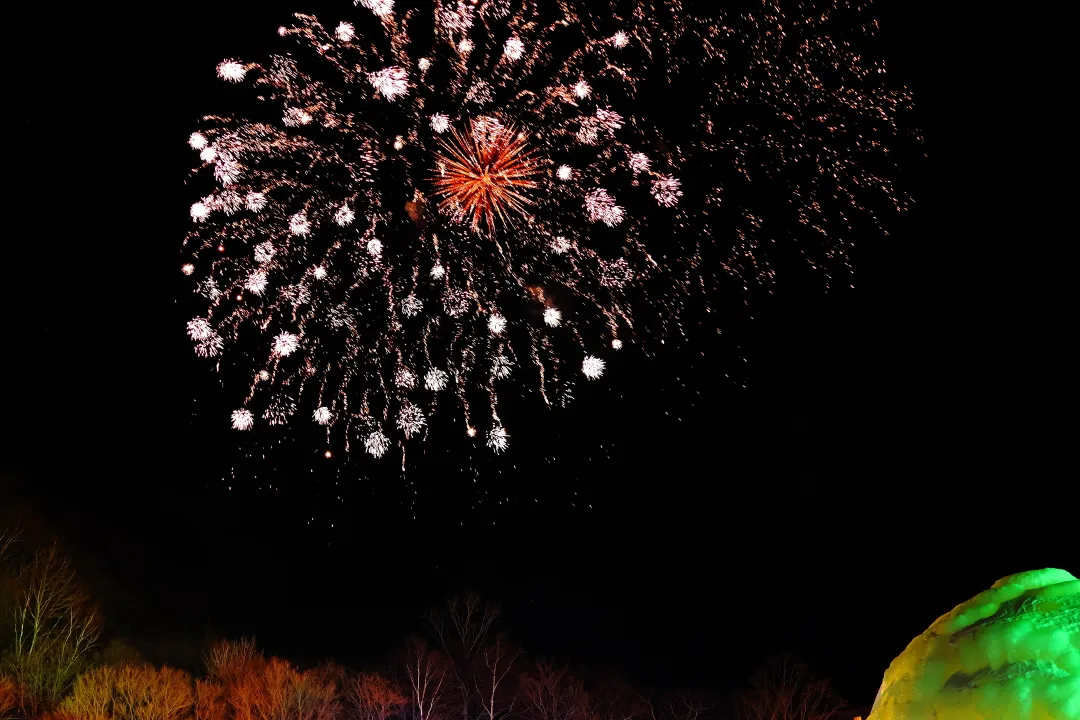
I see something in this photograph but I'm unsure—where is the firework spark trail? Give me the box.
[690,0,917,293]
[182,0,913,460]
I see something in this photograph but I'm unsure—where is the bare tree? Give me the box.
[519,662,590,720]
[641,694,711,720]
[1,542,102,715]
[475,635,520,720]
[587,675,647,720]
[427,594,501,720]
[738,655,844,720]
[0,527,16,561]
[402,638,449,720]
[348,671,407,720]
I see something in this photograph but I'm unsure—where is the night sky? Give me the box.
[5,0,1075,713]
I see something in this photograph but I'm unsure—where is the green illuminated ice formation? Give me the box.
[868,568,1080,720]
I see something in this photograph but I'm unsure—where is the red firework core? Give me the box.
[431,120,541,233]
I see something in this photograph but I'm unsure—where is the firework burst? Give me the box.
[181,0,913,461]
[181,0,699,457]
[432,122,541,233]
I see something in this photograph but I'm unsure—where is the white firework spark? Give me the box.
[629,152,651,174]
[442,289,470,317]
[245,192,267,212]
[231,409,254,431]
[612,31,629,48]
[556,164,573,181]
[190,202,210,222]
[584,188,625,226]
[430,263,446,279]
[181,263,195,275]
[217,191,243,215]
[397,403,426,439]
[195,335,224,358]
[550,236,571,254]
[289,212,311,235]
[651,174,683,206]
[368,66,409,100]
[254,241,275,264]
[492,355,513,379]
[273,331,300,357]
[573,80,591,99]
[199,146,217,163]
[188,132,208,150]
[401,293,423,317]
[504,36,525,61]
[612,338,623,350]
[487,426,510,453]
[600,258,634,288]
[487,314,507,335]
[187,318,213,341]
[334,204,355,226]
[358,0,393,18]
[217,60,246,82]
[283,107,313,127]
[364,430,392,458]
[335,22,355,41]
[245,271,268,295]
[582,355,605,380]
[366,238,383,257]
[424,368,448,391]
[543,307,562,326]
[263,396,297,425]
[430,113,451,134]
[313,265,328,280]
[313,406,333,425]
[395,367,417,389]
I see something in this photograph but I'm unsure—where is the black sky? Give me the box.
[6,0,1076,711]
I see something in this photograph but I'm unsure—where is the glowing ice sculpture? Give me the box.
[869,568,1079,720]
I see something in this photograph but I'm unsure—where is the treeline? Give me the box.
[1,526,845,720]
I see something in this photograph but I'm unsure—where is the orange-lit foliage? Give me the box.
[196,640,339,720]
[348,672,407,720]
[60,663,195,720]
[1,676,19,718]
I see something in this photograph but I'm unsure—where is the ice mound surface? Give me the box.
[868,568,1080,720]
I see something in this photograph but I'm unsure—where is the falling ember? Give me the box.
[432,120,541,233]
